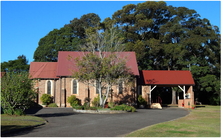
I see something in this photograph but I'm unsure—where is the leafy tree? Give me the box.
[71,25,133,108]
[1,72,37,115]
[34,26,80,62]
[108,1,220,104]
[34,13,101,62]
[40,94,52,105]
[1,55,29,72]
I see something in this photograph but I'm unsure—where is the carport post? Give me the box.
[149,85,157,105]
[178,85,185,99]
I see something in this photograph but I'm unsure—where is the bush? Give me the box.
[1,72,37,115]
[108,101,115,108]
[138,95,147,105]
[110,104,136,112]
[14,109,25,116]
[47,103,58,107]
[3,109,13,115]
[74,105,84,110]
[89,107,97,110]
[40,94,51,105]
[92,95,100,107]
[67,95,80,107]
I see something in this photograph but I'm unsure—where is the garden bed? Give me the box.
[73,108,128,114]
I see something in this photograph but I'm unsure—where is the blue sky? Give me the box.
[1,1,220,64]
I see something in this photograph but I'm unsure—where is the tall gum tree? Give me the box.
[70,25,133,108]
[34,13,101,62]
[107,1,220,104]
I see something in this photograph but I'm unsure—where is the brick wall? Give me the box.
[178,86,194,108]
[35,77,137,107]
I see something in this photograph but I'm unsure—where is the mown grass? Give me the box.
[1,114,46,133]
[126,105,220,137]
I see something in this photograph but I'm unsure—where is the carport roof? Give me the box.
[138,70,195,86]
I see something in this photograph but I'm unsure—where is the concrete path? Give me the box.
[3,107,188,137]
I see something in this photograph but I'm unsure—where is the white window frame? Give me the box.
[71,79,79,96]
[45,80,53,96]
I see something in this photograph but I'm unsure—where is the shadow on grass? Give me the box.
[196,105,206,108]
[1,125,25,133]
[1,125,36,137]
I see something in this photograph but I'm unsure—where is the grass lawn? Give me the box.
[1,114,46,133]
[126,105,220,137]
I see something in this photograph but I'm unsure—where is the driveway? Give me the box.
[3,107,189,137]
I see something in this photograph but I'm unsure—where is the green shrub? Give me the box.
[47,103,58,107]
[92,95,100,107]
[89,107,97,110]
[14,109,25,116]
[40,94,51,105]
[74,105,84,110]
[3,109,13,115]
[110,104,136,112]
[108,101,115,108]
[1,72,37,115]
[138,95,147,105]
[67,95,80,107]
[131,106,136,112]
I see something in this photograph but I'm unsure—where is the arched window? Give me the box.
[73,80,77,94]
[47,81,51,95]
[119,81,123,94]
[45,80,53,95]
[138,86,142,95]
[71,79,79,95]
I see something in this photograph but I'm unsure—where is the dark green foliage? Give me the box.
[83,102,90,110]
[32,1,220,105]
[73,105,84,110]
[1,72,37,115]
[108,1,220,105]
[1,55,29,72]
[92,95,101,107]
[138,95,147,105]
[84,97,91,107]
[3,109,13,115]
[14,109,25,116]
[73,105,97,110]
[40,94,51,105]
[110,104,136,112]
[88,107,97,110]
[67,95,80,107]
[34,13,101,62]
[108,101,115,108]
[47,103,58,107]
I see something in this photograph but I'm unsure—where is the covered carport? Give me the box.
[137,70,195,108]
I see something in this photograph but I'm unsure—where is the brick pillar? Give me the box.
[142,86,150,106]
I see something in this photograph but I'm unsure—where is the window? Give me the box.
[138,86,142,95]
[47,81,51,94]
[71,79,79,95]
[73,80,77,94]
[119,81,123,94]
[45,80,53,95]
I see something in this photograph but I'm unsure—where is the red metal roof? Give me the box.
[138,70,195,86]
[29,62,58,79]
[56,51,139,77]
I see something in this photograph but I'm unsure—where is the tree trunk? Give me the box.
[171,88,177,104]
